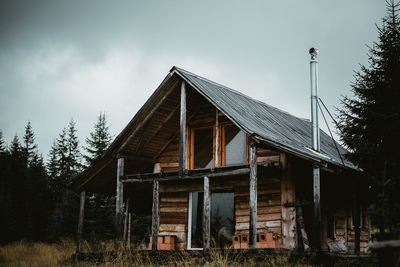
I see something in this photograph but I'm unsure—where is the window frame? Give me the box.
[220,122,249,166]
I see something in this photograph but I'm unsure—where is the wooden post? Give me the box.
[76,191,86,253]
[203,176,211,250]
[151,180,160,251]
[313,164,322,250]
[123,198,130,243]
[281,153,297,249]
[249,140,257,248]
[179,81,187,175]
[214,108,219,167]
[127,213,132,248]
[116,156,124,238]
[353,177,360,254]
[296,205,309,251]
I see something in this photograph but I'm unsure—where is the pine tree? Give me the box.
[23,121,38,167]
[84,112,112,166]
[83,112,115,239]
[338,0,400,240]
[0,130,5,153]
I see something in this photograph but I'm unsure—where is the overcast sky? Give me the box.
[0,0,387,158]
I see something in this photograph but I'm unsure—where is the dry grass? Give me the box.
[0,239,75,267]
[0,240,317,267]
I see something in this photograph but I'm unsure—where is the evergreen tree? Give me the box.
[338,0,400,240]
[84,112,112,166]
[0,130,5,153]
[23,121,38,167]
[83,112,115,240]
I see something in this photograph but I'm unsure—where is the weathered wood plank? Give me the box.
[160,197,188,203]
[236,213,281,223]
[116,157,124,238]
[214,109,219,167]
[151,180,160,251]
[235,206,282,216]
[123,198,130,242]
[159,224,186,232]
[160,207,188,213]
[203,176,210,250]
[76,191,85,253]
[179,81,187,174]
[249,140,257,248]
[236,199,281,209]
[236,220,281,230]
[281,153,297,249]
[313,164,321,250]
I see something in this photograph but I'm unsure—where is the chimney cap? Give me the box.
[309,47,318,60]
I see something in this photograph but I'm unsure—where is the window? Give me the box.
[189,127,214,169]
[221,124,247,166]
[187,191,235,249]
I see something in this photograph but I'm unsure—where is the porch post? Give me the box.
[203,176,211,250]
[116,156,124,238]
[214,108,219,167]
[353,177,360,254]
[313,165,322,250]
[179,81,187,175]
[249,139,258,248]
[76,190,86,253]
[123,198,130,243]
[151,180,160,251]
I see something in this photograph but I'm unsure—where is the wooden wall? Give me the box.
[158,191,188,250]
[234,177,282,236]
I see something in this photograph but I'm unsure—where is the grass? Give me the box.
[0,240,377,266]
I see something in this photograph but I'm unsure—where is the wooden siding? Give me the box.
[159,191,188,250]
[234,177,282,236]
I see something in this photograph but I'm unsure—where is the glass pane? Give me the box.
[191,192,203,248]
[211,192,234,248]
[193,128,213,169]
[225,125,247,165]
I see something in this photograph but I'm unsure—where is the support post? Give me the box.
[116,156,124,238]
[179,81,187,175]
[76,191,86,253]
[281,153,297,249]
[313,165,322,250]
[249,140,257,248]
[203,176,211,250]
[123,198,130,243]
[353,177,360,254]
[151,180,160,251]
[214,108,219,167]
[127,213,132,248]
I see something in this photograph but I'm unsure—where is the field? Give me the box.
[0,240,377,267]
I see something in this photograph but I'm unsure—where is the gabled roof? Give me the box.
[73,66,357,192]
[172,67,356,170]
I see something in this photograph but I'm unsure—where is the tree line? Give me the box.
[0,112,115,244]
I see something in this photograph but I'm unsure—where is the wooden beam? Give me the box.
[151,180,160,251]
[127,212,132,248]
[116,157,124,238]
[249,140,257,248]
[76,191,86,253]
[281,153,297,249]
[313,164,322,250]
[179,81,187,175]
[154,104,203,161]
[123,198,130,243]
[123,167,250,183]
[214,108,219,167]
[353,177,360,254]
[203,176,210,250]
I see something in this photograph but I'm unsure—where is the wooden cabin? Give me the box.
[72,67,370,254]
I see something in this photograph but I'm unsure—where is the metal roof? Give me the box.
[172,67,357,170]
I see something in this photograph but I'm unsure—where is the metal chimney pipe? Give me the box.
[309,47,320,151]
[309,47,322,250]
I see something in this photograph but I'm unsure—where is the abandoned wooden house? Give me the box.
[72,66,370,254]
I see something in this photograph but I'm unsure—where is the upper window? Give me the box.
[221,124,247,166]
[189,127,214,169]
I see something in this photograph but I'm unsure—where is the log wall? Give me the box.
[158,191,188,250]
[234,176,282,237]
